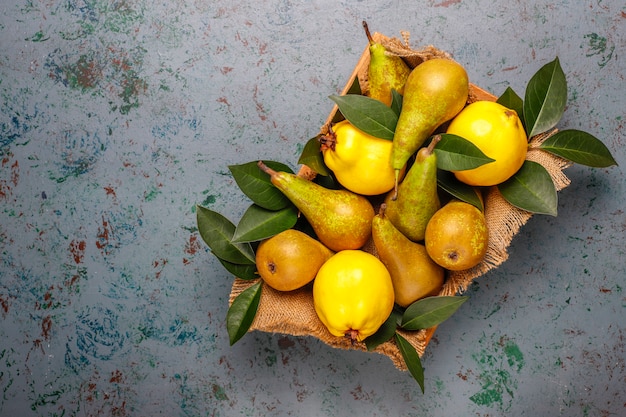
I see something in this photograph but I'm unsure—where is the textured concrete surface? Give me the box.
[1,1,624,416]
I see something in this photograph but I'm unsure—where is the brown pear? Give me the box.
[256,229,334,292]
[372,204,445,307]
[257,161,375,252]
[424,200,488,271]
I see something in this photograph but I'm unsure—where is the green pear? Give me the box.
[384,136,440,242]
[257,161,375,252]
[390,58,469,191]
[256,229,334,292]
[372,204,445,308]
[363,21,411,106]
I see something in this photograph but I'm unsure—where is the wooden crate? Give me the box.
[229,32,571,370]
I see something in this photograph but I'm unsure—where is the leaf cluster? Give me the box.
[196,160,305,345]
[363,296,468,393]
[310,57,616,215]
[495,58,616,215]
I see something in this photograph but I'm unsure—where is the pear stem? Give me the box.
[391,170,400,201]
[427,135,441,155]
[378,203,387,217]
[257,160,277,177]
[362,21,374,45]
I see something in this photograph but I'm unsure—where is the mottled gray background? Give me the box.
[1,1,624,416]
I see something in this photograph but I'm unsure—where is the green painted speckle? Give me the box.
[118,67,148,114]
[201,194,217,206]
[212,384,228,401]
[470,387,503,407]
[469,334,525,411]
[582,33,614,68]
[434,378,445,394]
[27,31,49,42]
[264,347,277,367]
[144,186,161,201]
[504,340,524,371]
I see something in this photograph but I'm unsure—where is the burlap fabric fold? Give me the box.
[228,32,572,371]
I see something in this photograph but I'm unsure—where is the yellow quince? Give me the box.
[321,120,405,195]
[313,250,394,342]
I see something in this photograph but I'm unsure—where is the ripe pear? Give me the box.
[384,136,440,241]
[390,58,469,191]
[256,229,334,292]
[363,21,411,106]
[257,161,375,252]
[425,200,488,271]
[372,204,444,308]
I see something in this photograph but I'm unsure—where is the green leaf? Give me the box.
[297,136,330,176]
[346,75,363,95]
[524,57,567,138]
[434,133,495,171]
[231,204,298,243]
[400,296,469,330]
[436,170,484,211]
[364,308,402,351]
[226,281,262,345]
[497,86,524,125]
[217,257,259,280]
[196,206,255,264]
[329,94,398,140]
[395,333,425,393]
[229,161,294,211]
[498,160,558,216]
[390,89,403,117]
[330,76,364,124]
[539,129,617,167]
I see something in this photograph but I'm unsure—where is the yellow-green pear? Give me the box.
[384,136,440,241]
[257,161,375,252]
[390,58,469,193]
[363,21,411,106]
[372,204,445,308]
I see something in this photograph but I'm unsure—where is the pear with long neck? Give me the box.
[372,204,444,308]
[384,136,440,242]
[363,21,411,106]
[391,58,469,194]
[257,161,374,252]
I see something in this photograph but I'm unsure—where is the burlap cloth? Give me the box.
[228,32,572,370]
